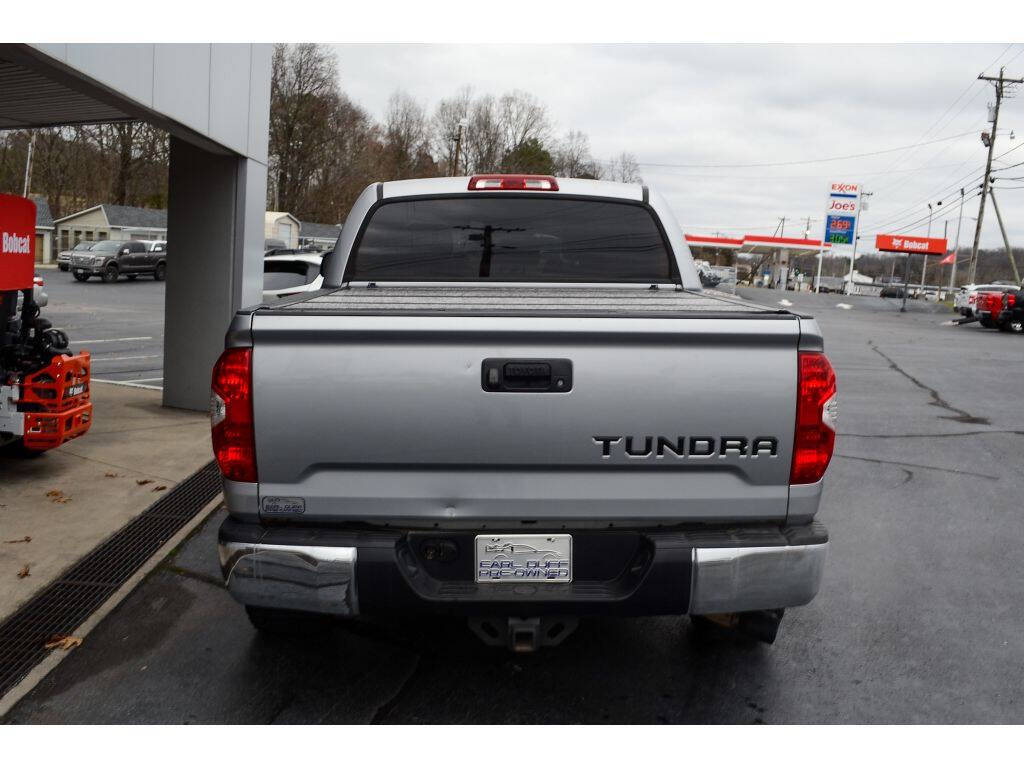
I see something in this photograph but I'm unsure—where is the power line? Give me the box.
[862,141,1024,234]
[642,160,973,182]
[636,131,976,170]
[867,44,1016,179]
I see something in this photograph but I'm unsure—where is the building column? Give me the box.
[162,137,266,410]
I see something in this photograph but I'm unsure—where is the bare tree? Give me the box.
[498,89,550,157]
[269,43,340,212]
[602,152,643,184]
[465,94,504,174]
[381,90,433,179]
[552,130,600,178]
[432,86,472,176]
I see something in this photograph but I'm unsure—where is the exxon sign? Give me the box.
[823,182,861,248]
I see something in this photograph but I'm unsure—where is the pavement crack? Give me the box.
[868,342,989,425]
[840,429,1024,439]
[162,564,225,589]
[49,448,178,484]
[835,453,1000,480]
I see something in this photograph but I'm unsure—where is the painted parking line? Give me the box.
[74,336,155,344]
[89,354,162,363]
[90,378,164,391]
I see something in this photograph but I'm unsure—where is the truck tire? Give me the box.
[73,272,89,282]
[154,262,166,281]
[101,263,119,283]
[59,264,69,272]
[244,605,332,635]
[979,317,994,329]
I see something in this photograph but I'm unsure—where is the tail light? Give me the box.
[468,174,559,191]
[791,351,837,485]
[211,348,256,483]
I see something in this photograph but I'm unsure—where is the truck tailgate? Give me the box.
[249,287,800,525]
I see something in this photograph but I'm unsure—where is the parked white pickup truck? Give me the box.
[213,175,836,650]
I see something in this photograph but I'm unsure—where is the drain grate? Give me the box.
[0,460,222,700]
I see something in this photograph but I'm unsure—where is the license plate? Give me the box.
[475,534,572,583]
[66,384,85,396]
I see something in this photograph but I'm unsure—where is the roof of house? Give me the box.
[53,203,167,229]
[104,204,167,229]
[265,211,301,226]
[31,195,53,229]
[300,221,343,240]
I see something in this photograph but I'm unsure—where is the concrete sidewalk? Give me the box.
[0,381,212,622]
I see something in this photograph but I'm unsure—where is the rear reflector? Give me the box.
[211,347,257,483]
[468,174,559,191]
[790,351,837,485]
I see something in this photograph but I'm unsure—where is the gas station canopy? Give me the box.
[685,234,825,258]
[737,235,826,257]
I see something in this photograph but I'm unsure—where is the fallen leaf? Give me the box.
[136,479,153,486]
[45,490,70,503]
[17,564,30,579]
[44,634,83,651]
[104,471,118,478]
[153,485,167,492]
[45,489,61,497]
[4,536,31,544]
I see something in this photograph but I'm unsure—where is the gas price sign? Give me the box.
[825,215,855,245]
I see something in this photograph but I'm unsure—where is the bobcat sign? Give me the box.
[0,193,35,292]
[874,234,948,255]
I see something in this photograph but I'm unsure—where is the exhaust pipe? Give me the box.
[693,609,786,644]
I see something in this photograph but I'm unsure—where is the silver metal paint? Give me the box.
[219,541,358,616]
[250,313,800,524]
[689,542,828,614]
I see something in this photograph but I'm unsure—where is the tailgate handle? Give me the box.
[482,358,572,393]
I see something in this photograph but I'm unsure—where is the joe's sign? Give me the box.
[874,234,948,256]
[0,193,36,291]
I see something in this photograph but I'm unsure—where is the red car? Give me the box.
[975,290,1008,328]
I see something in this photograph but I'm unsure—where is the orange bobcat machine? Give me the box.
[1,193,92,455]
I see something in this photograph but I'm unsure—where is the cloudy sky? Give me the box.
[333,43,1024,253]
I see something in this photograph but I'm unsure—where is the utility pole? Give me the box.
[920,203,934,294]
[988,185,1021,283]
[949,188,965,290]
[846,191,871,296]
[22,130,35,197]
[452,119,467,177]
[968,67,1024,284]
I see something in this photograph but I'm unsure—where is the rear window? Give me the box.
[345,196,674,282]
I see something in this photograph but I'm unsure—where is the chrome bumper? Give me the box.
[219,535,826,618]
[689,543,828,615]
[219,542,359,616]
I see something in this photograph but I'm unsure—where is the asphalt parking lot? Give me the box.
[39,267,165,388]
[5,286,1024,724]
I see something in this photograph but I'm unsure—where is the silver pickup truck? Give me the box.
[213,175,836,650]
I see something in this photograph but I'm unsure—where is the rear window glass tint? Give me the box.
[346,196,674,282]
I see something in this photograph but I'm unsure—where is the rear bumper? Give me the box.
[218,518,828,618]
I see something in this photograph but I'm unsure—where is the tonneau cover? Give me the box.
[260,285,786,317]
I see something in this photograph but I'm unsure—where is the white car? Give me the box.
[138,239,168,254]
[954,283,1017,316]
[262,253,324,302]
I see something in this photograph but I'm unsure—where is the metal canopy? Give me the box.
[0,57,131,129]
